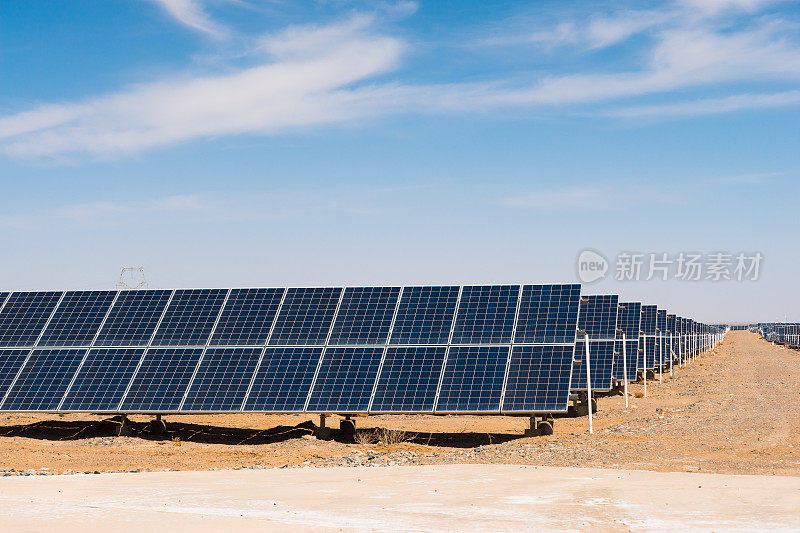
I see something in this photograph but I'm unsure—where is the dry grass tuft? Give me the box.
[353,428,414,446]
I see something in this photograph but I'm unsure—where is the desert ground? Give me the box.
[0,331,796,476]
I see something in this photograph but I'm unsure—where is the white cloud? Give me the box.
[146,0,229,38]
[608,90,800,118]
[0,17,403,158]
[501,186,673,209]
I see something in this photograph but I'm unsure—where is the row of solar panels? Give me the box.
[0,286,724,415]
[752,323,799,347]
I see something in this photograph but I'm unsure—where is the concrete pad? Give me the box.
[0,465,798,532]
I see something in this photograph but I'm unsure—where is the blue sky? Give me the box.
[1,0,798,323]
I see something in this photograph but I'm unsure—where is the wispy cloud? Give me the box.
[145,0,229,38]
[1,1,799,160]
[608,90,800,118]
[500,186,674,209]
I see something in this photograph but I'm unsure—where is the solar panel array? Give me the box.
[0,284,583,414]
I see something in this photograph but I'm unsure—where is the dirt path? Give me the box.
[0,332,797,476]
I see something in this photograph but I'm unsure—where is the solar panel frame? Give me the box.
[578,295,619,339]
[450,285,519,344]
[150,289,228,347]
[306,347,384,412]
[571,339,615,391]
[181,347,263,411]
[208,288,285,346]
[0,291,64,347]
[501,345,575,412]
[242,346,324,412]
[435,345,509,413]
[36,291,117,347]
[389,286,459,345]
[328,286,401,346]
[119,347,204,412]
[94,290,173,347]
[369,346,447,413]
[513,284,581,344]
[59,348,145,411]
[0,349,31,401]
[268,287,343,346]
[0,348,86,411]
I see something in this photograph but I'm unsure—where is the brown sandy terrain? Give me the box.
[0,331,797,476]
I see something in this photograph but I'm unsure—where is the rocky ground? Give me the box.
[0,331,797,477]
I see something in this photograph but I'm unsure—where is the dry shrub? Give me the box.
[353,430,377,445]
[172,436,182,446]
[376,427,413,446]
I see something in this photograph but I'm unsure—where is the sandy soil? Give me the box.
[2,465,799,532]
[0,331,797,476]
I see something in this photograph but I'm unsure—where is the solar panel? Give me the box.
[306,347,383,412]
[389,286,459,345]
[514,284,581,344]
[370,346,447,412]
[37,291,116,347]
[1,349,85,410]
[613,302,641,381]
[572,339,615,391]
[0,292,63,347]
[150,289,227,346]
[94,290,172,346]
[243,347,323,411]
[328,287,400,345]
[641,305,657,335]
[502,345,574,412]
[209,288,284,346]
[182,347,262,411]
[268,287,342,346]
[60,348,145,411]
[435,345,508,412]
[613,340,639,381]
[578,295,619,339]
[642,336,657,369]
[119,348,203,411]
[451,285,518,344]
[0,349,30,399]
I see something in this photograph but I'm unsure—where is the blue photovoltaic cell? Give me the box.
[37,291,116,347]
[150,289,227,346]
[642,336,657,369]
[370,346,447,412]
[269,287,342,346]
[1,349,85,410]
[579,295,619,339]
[94,290,172,346]
[656,309,667,334]
[0,292,63,347]
[641,305,658,335]
[329,287,400,345]
[182,347,262,411]
[451,285,518,344]
[435,346,508,412]
[514,284,581,344]
[616,302,642,340]
[666,314,676,334]
[306,347,383,412]
[612,340,639,381]
[209,288,284,346]
[0,349,29,399]
[60,348,144,411]
[389,286,459,345]
[243,347,323,411]
[120,348,203,411]
[502,345,573,412]
[572,339,615,391]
